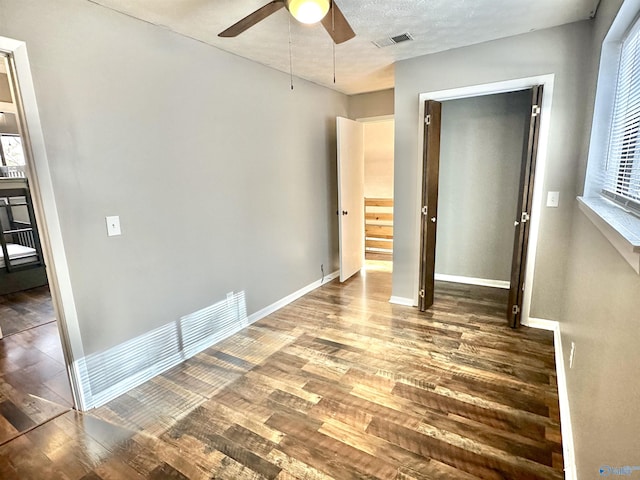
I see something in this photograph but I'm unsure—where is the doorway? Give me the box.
[363,117,394,272]
[337,116,394,281]
[0,57,49,333]
[415,76,553,327]
[0,52,73,442]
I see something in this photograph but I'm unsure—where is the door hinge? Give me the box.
[512,305,520,315]
[532,105,541,117]
[419,289,425,298]
[521,212,530,223]
[421,206,428,215]
[425,114,431,125]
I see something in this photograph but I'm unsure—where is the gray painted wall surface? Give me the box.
[393,22,593,319]
[436,92,529,282]
[0,0,348,356]
[561,1,640,476]
[349,89,394,119]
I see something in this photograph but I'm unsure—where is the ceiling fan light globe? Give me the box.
[287,0,330,24]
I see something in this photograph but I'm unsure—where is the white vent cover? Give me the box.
[372,32,414,48]
[77,291,249,408]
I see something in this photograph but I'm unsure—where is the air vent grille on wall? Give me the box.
[77,291,249,408]
[372,32,413,48]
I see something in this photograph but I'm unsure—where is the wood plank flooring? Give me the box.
[0,286,56,336]
[0,269,563,479]
[0,288,73,445]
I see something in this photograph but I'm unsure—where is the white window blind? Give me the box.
[604,18,640,207]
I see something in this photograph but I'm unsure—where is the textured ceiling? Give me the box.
[88,0,600,95]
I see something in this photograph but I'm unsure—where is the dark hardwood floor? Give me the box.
[0,286,56,337]
[0,287,73,446]
[0,269,563,479]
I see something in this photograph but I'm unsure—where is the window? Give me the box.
[0,110,26,177]
[602,18,640,212]
[580,1,640,274]
[0,135,25,167]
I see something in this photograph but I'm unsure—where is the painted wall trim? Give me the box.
[0,36,87,410]
[434,273,510,290]
[247,271,339,324]
[414,74,556,327]
[520,316,557,330]
[389,296,416,306]
[577,196,640,274]
[523,317,577,480]
[356,114,395,123]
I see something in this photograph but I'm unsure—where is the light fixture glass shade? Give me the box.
[287,0,330,24]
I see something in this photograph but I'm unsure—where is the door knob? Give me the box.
[342,210,348,215]
[430,217,436,223]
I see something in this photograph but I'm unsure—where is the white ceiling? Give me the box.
[88,0,600,95]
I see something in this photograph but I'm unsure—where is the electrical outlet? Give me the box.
[569,342,576,369]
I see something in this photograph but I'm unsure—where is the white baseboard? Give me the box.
[389,296,416,306]
[434,273,510,289]
[520,317,557,330]
[388,275,508,307]
[525,318,576,480]
[247,270,339,324]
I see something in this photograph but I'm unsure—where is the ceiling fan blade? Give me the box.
[219,1,285,38]
[321,1,355,44]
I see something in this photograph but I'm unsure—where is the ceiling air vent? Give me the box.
[373,32,413,48]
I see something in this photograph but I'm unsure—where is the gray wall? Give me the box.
[0,0,348,356]
[349,88,394,119]
[393,21,593,319]
[436,91,530,282]
[561,1,640,476]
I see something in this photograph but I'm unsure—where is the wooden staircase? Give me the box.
[365,197,393,260]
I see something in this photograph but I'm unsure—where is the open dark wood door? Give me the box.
[418,100,442,311]
[508,85,543,328]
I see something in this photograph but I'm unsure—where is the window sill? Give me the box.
[577,196,640,274]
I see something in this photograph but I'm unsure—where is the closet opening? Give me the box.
[417,79,549,328]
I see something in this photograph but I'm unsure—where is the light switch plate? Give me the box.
[547,191,560,208]
[106,216,122,236]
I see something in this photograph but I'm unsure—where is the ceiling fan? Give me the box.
[218,0,355,44]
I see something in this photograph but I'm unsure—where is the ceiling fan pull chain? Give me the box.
[288,15,294,90]
[333,42,336,84]
[332,0,336,84]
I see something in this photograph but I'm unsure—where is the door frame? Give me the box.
[0,37,87,410]
[337,114,394,278]
[413,74,555,326]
